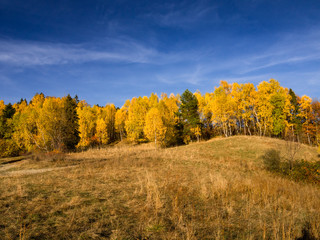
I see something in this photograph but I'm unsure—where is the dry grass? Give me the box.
[0,136,319,239]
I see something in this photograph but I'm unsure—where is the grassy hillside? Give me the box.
[0,136,319,239]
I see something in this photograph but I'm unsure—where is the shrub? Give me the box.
[289,160,320,184]
[263,149,320,184]
[262,149,281,172]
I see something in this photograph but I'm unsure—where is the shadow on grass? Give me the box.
[296,223,317,240]
[0,156,27,165]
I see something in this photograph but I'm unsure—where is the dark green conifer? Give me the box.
[288,89,302,136]
[62,95,80,150]
[179,89,201,142]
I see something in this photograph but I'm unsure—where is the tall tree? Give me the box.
[179,89,201,142]
[209,83,234,137]
[161,93,181,146]
[104,104,116,142]
[0,103,16,139]
[312,100,320,145]
[0,103,19,157]
[125,97,149,142]
[62,95,80,150]
[77,101,97,148]
[270,92,287,137]
[96,117,108,146]
[115,108,128,141]
[288,89,302,138]
[144,108,166,146]
[299,95,315,145]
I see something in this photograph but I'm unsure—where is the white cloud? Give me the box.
[0,37,210,67]
[156,64,208,85]
[143,2,217,28]
[0,38,158,66]
[237,30,320,74]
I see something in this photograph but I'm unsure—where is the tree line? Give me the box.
[0,79,319,157]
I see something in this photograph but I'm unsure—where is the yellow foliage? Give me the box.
[115,108,127,141]
[144,108,166,145]
[125,97,149,141]
[77,104,96,148]
[0,100,5,115]
[96,118,108,145]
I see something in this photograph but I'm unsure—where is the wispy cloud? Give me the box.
[144,1,217,28]
[154,29,320,88]
[0,38,158,66]
[0,37,212,67]
[237,30,320,74]
[156,64,208,85]
[1,28,319,93]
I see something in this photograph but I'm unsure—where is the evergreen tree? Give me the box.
[179,89,201,142]
[289,89,302,137]
[0,103,19,157]
[0,103,16,139]
[62,95,80,150]
[3,103,16,119]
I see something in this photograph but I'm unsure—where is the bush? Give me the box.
[262,149,281,172]
[263,149,320,184]
[289,160,320,184]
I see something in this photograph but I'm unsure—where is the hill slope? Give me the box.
[0,136,319,239]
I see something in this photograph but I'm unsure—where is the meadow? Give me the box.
[0,136,319,239]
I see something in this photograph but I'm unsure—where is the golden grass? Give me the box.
[0,136,319,239]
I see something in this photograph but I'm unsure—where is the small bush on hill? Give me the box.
[262,149,281,172]
[288,160,320,184]
[263,149,320,184]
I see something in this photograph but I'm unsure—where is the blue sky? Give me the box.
[0,0,319,107]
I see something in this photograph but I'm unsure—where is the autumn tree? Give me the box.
[77,101,97,148]
[96,116,108,146]
[254,79,291,137]
[299,95,314,145]
[255,80,275,136]
[240,83,256,135]
[115,108,127,141]
[104,104,116,142]
[144,108,166,146]
[209,82,235,137]
[161,93,182,146]
[125,97,149,142]
[12,93,45,152]
[194,90,212,139]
